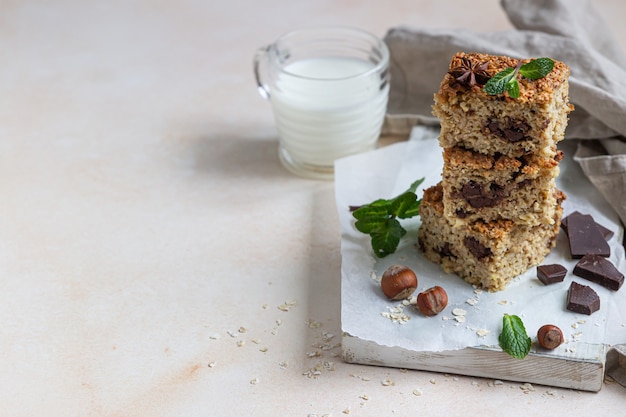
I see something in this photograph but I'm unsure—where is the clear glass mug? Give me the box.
[254,26,390,180]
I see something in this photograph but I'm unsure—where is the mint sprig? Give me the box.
[498,314,532,359]
[483,58,555,98]
[350,178,425,258]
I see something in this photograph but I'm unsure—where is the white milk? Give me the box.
[270,57,389,168]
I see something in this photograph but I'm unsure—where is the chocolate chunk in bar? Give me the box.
[566,282,600,315]
[573,254,624,291]
[537,264,567,285]
[565,212,610,259]
[463,237,492,259]
[561,211,614,241]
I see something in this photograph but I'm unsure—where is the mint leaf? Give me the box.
[519,58,555,80]
[370,218,406,258]
[483,67,515,95]
[505,78,520,99]
[350,178,425,258]
[354,217,388,234]
[390,191,418,219]
[499,314,532,359]
[352,202,390,220]
[407,178,426,194]
[484,57,555,98]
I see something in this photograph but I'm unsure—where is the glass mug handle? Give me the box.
[253,45,271,100]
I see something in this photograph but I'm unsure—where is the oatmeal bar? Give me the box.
[441,146,563,225]
[418,183,564,292]
[432,52,573,157]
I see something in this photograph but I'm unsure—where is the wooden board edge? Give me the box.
[341,332,606,392]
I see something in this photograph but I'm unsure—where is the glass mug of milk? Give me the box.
[254,26,390,180]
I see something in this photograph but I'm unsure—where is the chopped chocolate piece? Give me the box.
[486,118,531,143]
[565,212,610,259]
[460,181,506,208]
[463,237,492,259]
[537,264,567,285]
[561,211,614,241]
[438,242,456,258]
[573,254,624,291]
[566,282,600,315]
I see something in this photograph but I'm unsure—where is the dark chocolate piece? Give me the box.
[537,264,567,285]
[486,118,531,143]
[565,212,610,259]
[464,237,491,259]
[566,282,600,315]
[460,181,506,209]
[561,211,614,241]
[573,254,624,291]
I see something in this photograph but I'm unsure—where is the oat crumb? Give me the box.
[412,389,422,396]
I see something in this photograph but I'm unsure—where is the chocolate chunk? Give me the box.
[460,181,505,209]
[486,118,531,143]
[561,211,614,241]
[537,264,567,285]
[438,242,456,258]
[573,254,624,291]
[464,237,491,259]
[566,281,600,315]
[565,212,610,259]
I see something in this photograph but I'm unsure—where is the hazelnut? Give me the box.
[537,324,563,350]
[380,265,418,300]
[416,286,448,316]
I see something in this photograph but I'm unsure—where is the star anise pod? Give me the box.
[448,57,491,87]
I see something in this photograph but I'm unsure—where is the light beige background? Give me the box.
[1,1,625,416]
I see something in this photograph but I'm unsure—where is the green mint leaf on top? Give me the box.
[483,67,516,96]
[519,57,555,80]
[499,314,532,359]
[483,57,555,98]
[350,178,425,258]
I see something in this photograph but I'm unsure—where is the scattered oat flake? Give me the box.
[452,308,467,316]
[278,300,297,312]
[498,300,507,305]
[429,379,436,384]
[412,389,422,396]
[226,330,238,338]
[251,338,261,344]
[279,361,288,369]
[307,319,322,328]
[262,304,269,310]
[209,333,221,340]
[520,383,535,393]
[476,329,490,337]
[259,347,268,352]
[493,380,503,386]
[342,408,351,414]
[359,394,369,400]
[454,316,466,323]
[208,362,217,368]
[381,378,394,386]
[276,319,283,326]
[466,298,478,306]
[237,340,245,347]
[238,327,247,333]
[250,378,259,385]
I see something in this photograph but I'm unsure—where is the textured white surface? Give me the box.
[1,1,626,416]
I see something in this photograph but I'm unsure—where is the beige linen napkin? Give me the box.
[383,0,626,387]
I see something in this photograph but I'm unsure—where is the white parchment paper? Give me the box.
[336,126,626,354]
